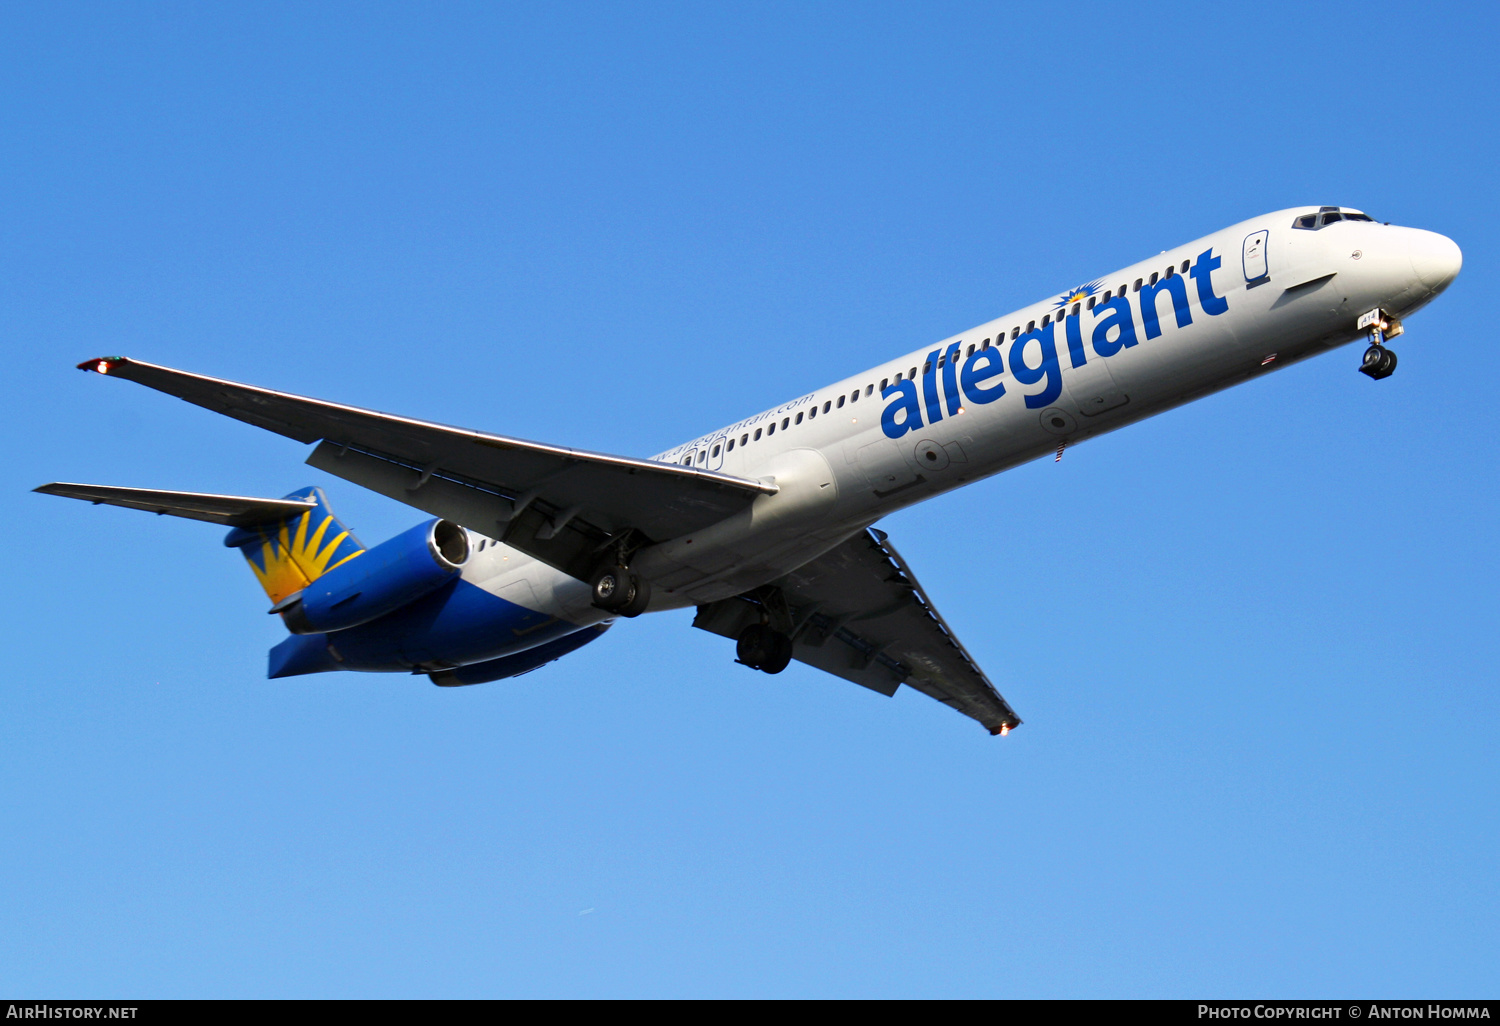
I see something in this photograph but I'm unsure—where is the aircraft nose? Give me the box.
[1408,229,1462,295]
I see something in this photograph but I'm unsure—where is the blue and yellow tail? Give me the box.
[223,487,365,606]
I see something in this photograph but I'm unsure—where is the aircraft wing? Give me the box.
[692,527,1022,734]
[76,357,775,581]
[33,483,315,527]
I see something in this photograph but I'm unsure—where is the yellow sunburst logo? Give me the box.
[245,511,364,605]
[1055,279,1106,310]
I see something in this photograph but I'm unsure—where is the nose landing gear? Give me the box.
[1360,344,1397,379]
[1357,308,1403,381]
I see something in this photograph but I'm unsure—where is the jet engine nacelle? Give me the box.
[279,518,469,635]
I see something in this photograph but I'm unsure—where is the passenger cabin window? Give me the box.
[781,417,789,429]
[795,412,803,425]
[1133,279,1142,291]
[909,366,917,378]
[1181,260,1190,273]
[865,384,872,396]
[923,361,931,374]
[1087,296,1097,310]
[880,377,889,390]
[808,406,816,419]
[1026,320,1035,332]
[1149,272,1159,285]
[837,395,845,408]
[1041,315,1050,327]
[767,422,775,435]
[712,444,720,457]
[727,438,735,451]
[754,428,762,441]
[823,401,831,413]
[966,345,974,357]
[849,391,857,403]
[1164,266,1173,279]
[741,433,748,445]
[894,372,902,381]
[1072,303,1081,316]
[697,451,706,464]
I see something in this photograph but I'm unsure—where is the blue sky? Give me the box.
[2,1,1496,998]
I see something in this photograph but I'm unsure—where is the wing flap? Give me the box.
[304,442,617,582]
[33,483,315,527]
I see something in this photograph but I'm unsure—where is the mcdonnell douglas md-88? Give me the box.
[38,207,1461,734]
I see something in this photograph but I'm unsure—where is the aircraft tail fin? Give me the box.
[221,487,365,606]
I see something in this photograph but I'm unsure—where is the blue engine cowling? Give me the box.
[279,518,470,634]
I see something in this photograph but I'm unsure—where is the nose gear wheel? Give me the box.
[1360,343,1397,380]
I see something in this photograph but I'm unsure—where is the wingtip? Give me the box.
[77,356,128,374]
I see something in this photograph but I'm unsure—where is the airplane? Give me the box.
[36,206,1461,735]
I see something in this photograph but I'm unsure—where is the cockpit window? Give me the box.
[1292,208,1375,230]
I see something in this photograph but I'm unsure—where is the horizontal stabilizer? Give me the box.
[33,482,316,527]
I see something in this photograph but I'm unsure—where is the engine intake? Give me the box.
[279,518,469,635]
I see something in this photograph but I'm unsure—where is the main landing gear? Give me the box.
[590,563,651,618]
[1358,308,1403,381]
[736,622,793,674]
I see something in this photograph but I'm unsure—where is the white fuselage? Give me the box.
[459,206,1461,631]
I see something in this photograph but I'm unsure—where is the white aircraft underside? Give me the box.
[38,206,1461,734]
